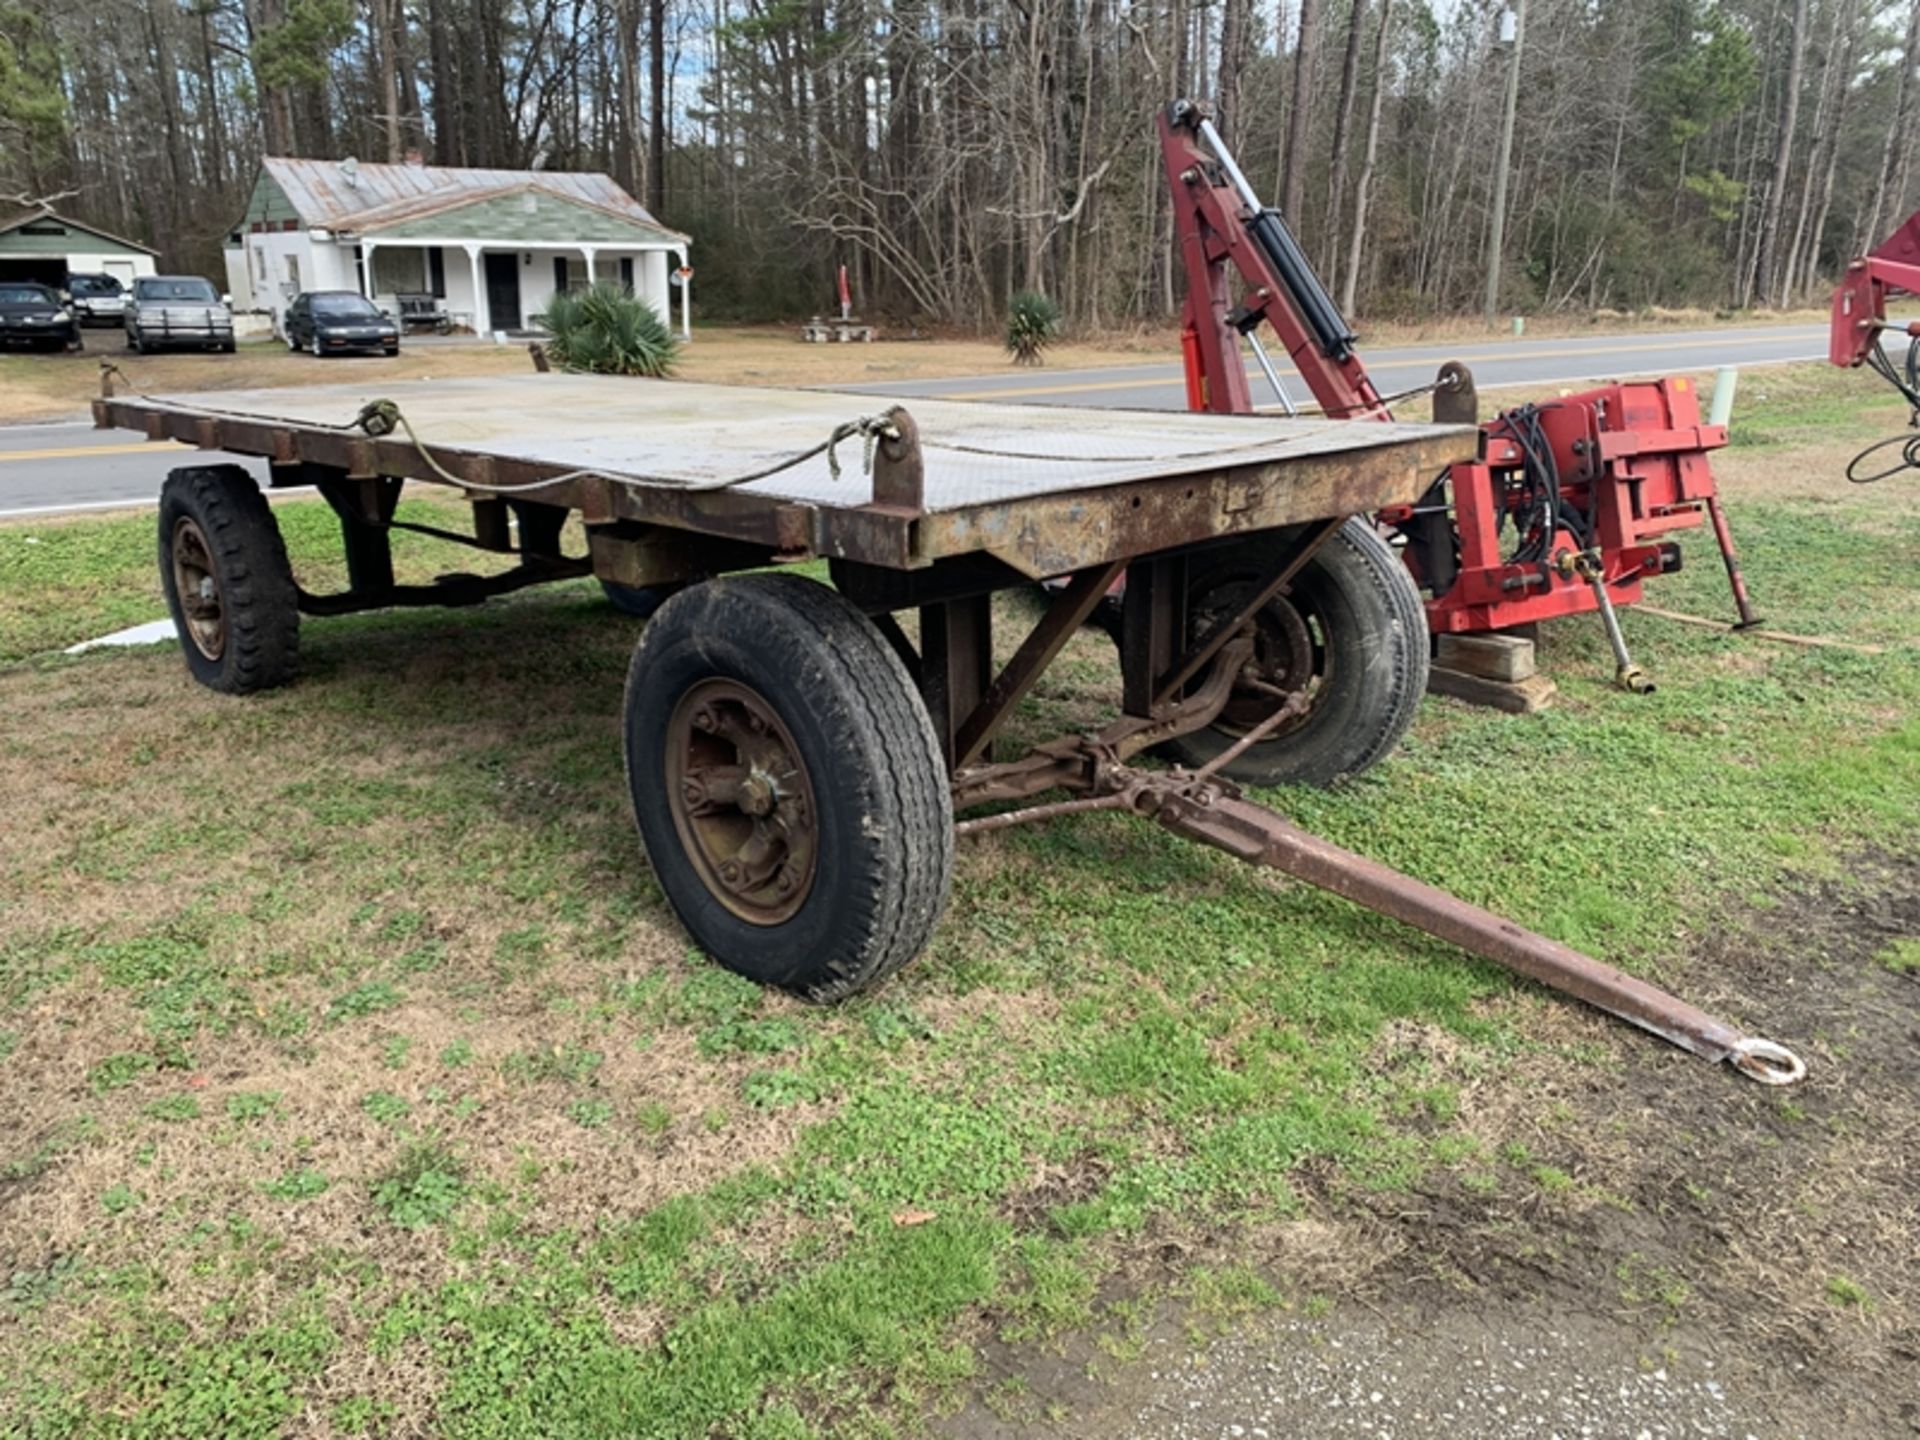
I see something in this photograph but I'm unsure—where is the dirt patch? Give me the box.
[940,856,1920,1438]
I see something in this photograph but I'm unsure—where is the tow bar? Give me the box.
[954,646,1807,1086]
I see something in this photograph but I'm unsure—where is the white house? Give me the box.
[223,155,691,338]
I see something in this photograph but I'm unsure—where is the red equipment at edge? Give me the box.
[1159,100,1761,660]
[1830,210,1920,368]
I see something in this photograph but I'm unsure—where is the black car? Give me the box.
[284,291,401,357]
[0,282,82,351]
[67,272,126,327]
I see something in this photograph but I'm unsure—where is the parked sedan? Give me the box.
[0,283,82,351]
[67,272,127,327]
[126,275,235,353]
[284,291,401,357]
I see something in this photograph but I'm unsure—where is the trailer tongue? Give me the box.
[96,369,1803,1084]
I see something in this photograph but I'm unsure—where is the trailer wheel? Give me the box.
[1157,518,1427,787]
[624,573,953,1000]
[156,465,300,694]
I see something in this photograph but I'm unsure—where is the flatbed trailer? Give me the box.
[94,372,1803,1082]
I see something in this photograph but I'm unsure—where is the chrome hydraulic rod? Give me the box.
[1246,330,1299,416]
[1195,115,1263,213]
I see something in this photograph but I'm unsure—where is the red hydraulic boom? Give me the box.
[1829,209,1920,484]
[1161,99,1761,687]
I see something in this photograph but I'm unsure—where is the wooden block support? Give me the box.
[1428,666,1558,714]
[1435,632,1538,683]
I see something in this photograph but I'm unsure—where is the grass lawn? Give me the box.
[0,362,1914,1437]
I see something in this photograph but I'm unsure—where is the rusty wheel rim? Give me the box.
[170,517,226,661]
[1192,579,1328,739]
[664,678,819,926]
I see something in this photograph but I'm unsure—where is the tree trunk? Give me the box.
[1340,0,1391,315]
[195,5,227,190]
[1281,0,1320,224]
[1218,0,1248,125]
[1788,0,1857,300]
[427,0,459,161]
[1752,0,1810,306]
[1860,0,1919,255]
[649,0,667,215]
[372,0,402,160]
[1323,0,1368,292]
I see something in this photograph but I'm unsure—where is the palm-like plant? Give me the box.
[537,280,680,377]
[1005,290,1062,366]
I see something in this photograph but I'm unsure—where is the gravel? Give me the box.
[1118,1313,1798,1440]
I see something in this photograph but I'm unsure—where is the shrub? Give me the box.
[1005,290,1062,366]
[536,280,679,377]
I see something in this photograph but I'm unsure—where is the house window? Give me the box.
[372,248,427,295]
[285,254,300,292]
[428,247,446,299]
[552,256,595,295]
[620,257,634,293]
[253,244,267,283]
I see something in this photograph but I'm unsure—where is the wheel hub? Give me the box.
[170,517,226,661]
[1190,579,1326,737]
[665,678,818,925]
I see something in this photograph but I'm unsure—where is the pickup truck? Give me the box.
[125,275,235,354]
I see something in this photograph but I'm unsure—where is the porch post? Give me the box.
[673,246,690,340]
[579,244,597,290]
[466,244,488,335]
[360,240,378,299]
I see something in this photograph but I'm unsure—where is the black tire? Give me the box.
[600,578,673,619]
[156,465,300,694]
[1156,518,1428,787]
[623,572,953,1001]
[220,340,236,354]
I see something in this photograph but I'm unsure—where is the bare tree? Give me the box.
[1753,0,1811,304]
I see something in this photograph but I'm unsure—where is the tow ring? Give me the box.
[1729,1037,1807,1085]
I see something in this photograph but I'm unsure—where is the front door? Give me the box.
[483,252,521,332]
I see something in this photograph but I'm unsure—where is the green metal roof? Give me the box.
[0,209,158,257]
[363,187,684,246]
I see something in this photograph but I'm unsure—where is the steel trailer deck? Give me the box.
[95,371,1804,1084]
[97,374,1469,577]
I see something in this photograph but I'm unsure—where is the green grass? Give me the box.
[1,363,1916,1434]
[1877,938,1920,975]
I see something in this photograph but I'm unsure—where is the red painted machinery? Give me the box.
[1829,209,1920,483]
[1160,100,1761,687]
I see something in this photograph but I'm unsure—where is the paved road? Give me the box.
[0,421,276,519]
[0,321,1846,520]
[856,320,1835,411]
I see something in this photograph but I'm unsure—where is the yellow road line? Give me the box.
[932,329,1831,402]
[0,441,183,463]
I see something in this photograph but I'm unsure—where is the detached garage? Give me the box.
[0,209,158,289]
